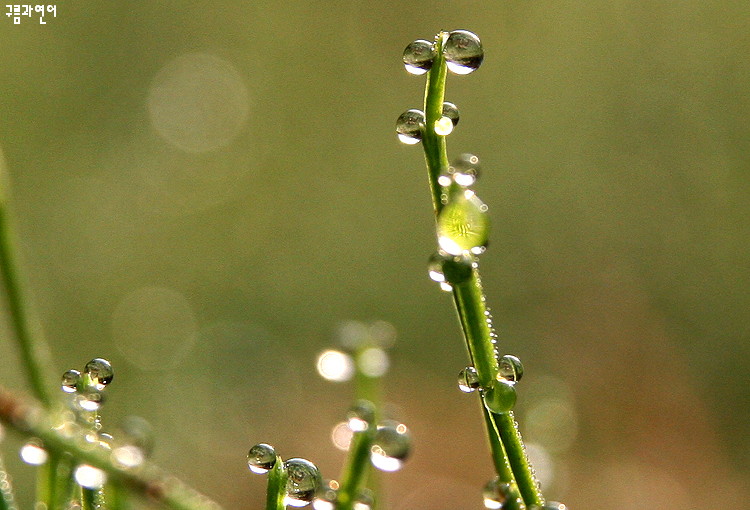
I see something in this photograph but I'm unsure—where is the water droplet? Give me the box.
[483,379,517,414]
[284,458,321,507]
[317,350,354,382]
[482,478,517,509]
[434,116,454,136]
[347,400,376,432]
[112,445,145,468]
[357,347,389,378]
[84,358,113,390]
[437,190,490,255]
[61,369,81,394]
[450,153,481,187]
[396,109,425,145]
[312,480,339,510]
[444,30,484,75]
[76,390,105,412]
[247,443,277,474]
[437,174,452,187]
[403,39,434,75]
[353,488,375,510]
[370,421,411,472]
[498,355,524,383]
[428,251,474,287]
[439,282,453,292]
[440,102,460,132]
[74,464,107,489]
[458,366,480,393]
[20,440,47,465]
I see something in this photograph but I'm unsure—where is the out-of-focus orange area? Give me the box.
[1,1,749,508]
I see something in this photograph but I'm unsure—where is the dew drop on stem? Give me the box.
[402,39,435,75]
[347,399,376,432]
[444,30,484,75]
[370,421,411,472]
[428,251,474,287]
[84,358,114,391]
[396,109,425,145]
[483,379,517,414]
[437,190,490,256]
[61,369,81,394]
[19,440,47,465]
[498,355,524,383]
[458,366,480,393]
[434,101,460,136]
[284,458,322,507]
[247,443,277,474]
[353,488,375,510]
[482,478,517,509]
[313,480,339,510]
[450,153,481,187]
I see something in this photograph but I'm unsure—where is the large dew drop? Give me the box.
[428,251,474,286]
[498,355,524,383]
[458,366,480,393]
[247,443,277,474]
[284,458,322,507]
[482,478,517,509]
[483,379,517,414]
[443,30,484,75]
[84,358,114,391]
[437,190,490,255]
[403,39,434,76]
[61,369,81,394]
[370,422,411,472]
[450,153,481,187]
[396,109,425,145]
[20,440,47,465]
[74,465,107,489]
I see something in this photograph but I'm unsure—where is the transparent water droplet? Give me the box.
[247,443,277,474]
[284,458,321,507]
[74,464,107,489]
[316,350,354,382]
[358,347,389,378]
[428,251,474,287]
[353,488,375,510]
[498,355,524,383]
[482,478,516,509]
[439,282,453,292]
[434,116,454,136]
[450,153,481,187]
[396,109,425,145]
[440,102,460,130]
[76,390,104,412]
[312,480,339,510]
[112,445,145,468]
[483,379,517,414]
[444,30,484,75]
[20,440,47,465]
[61,370,81,394]
[437,190,490,255]
[458,366,480,393]
[347,400,376,432]
[437,174,452,187]
[84,358,114,390]
[403,39,434,75]
[370,421,411,472]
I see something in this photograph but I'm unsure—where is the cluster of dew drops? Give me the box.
[246,322,410,510]
[19,358,154,497]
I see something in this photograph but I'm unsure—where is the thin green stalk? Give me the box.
[493,412,543,506]
[481,408,524,510]
[264,456,286,510]
[0,385,223,510]
[0,151,56,408]
[418,30,544,507]
[336,428,374,510]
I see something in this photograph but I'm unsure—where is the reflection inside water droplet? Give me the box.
[247,443,277,474]
[61,369,81,394]
[396,109,425,145]
[84,358,114,390]
[437,190,490,256]
[458,366,480,393]
[284,458,321,507]
[403,39,435,75]
[443,30,484,75]
[370,422,410,472]
[498,355,524,383]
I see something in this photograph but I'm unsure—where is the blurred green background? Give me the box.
[1,1,749,508]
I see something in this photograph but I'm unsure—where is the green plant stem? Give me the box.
[264,456,286,510]
[481,408,524,510]
[493,412,543,506]
[0,153,55,408]
[419,31,544,508]
[0,385,223,510]
[336,429,374,510]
